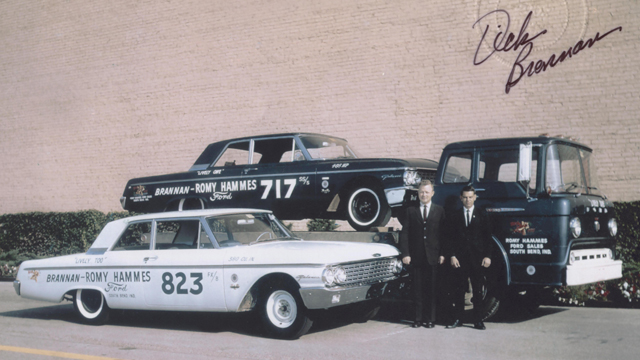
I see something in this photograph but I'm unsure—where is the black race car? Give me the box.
[121,133,437,230]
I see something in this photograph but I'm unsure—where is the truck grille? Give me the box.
[418,170,436,183]
[341,258,397,287]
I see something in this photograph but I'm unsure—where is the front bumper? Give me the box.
[299,282,389,309]
[566,249,623,286]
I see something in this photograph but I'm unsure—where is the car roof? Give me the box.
[88,208,273,251]
[123,208,272,223]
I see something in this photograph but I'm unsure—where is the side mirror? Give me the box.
[518,142,532,196]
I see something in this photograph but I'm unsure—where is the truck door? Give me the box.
[475,146,539,204]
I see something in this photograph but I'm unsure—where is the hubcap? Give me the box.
[266,290,297,328]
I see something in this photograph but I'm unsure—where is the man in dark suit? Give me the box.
[445,185,492,330]
[399,180,446,328]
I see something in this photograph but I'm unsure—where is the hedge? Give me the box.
[0,210,132,258]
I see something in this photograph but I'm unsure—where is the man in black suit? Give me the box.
[399,180,446,328]
[446,185,492,330]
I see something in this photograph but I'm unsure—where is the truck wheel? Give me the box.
[346,187,391,231]
[259,283,313,339]
[73,289,110,325]
[464,277,500,321]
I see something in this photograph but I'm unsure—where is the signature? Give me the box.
[473,10,622,93]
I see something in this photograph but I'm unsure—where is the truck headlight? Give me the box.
[608,218,618,237]
[570,217,581,238]
[403,170,421,186]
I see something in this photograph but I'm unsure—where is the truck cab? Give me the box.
[422,136,623,318]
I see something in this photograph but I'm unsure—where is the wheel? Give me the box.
[464,276,500,321]
[73,289,110,325]
[346,187,391,231]
[259,282,313,339]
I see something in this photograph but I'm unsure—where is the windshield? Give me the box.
[205,213,296,247]
[299,135,359,160]
[545,144,603,197]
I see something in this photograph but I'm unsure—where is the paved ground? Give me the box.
[0,281,638,360]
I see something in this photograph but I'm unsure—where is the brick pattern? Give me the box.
[0,0,638,215]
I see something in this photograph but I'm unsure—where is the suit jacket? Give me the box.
[399,203,446,267]
[446,207,493,268]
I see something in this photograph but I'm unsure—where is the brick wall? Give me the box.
[0,0,638,214]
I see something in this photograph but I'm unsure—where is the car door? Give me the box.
[241,137,316,218]
[142,218,226,311]
[196,140,254,208]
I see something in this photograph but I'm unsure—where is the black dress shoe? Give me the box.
[424,321,435,328]
[411,321,422,328]
[474,321,486,330]
[445,319,461,329]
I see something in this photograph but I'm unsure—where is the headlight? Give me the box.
[607,248,614,260]
[334,267,347,284]
[322,267,335,286]
[608,218,618,237]
[403,170,421,186]
[570,217,581,238]
[569,251,576,265]
[393,258,403,274]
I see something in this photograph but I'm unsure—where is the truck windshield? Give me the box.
[299,135,359,160]
[545,144,603,197]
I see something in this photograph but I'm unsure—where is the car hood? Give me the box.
[222,240,400,266]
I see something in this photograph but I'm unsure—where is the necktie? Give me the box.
[423,205,428,222]
[466,210,471,226]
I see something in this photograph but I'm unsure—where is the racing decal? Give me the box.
[46,273,80,283]
[75,257,106,264]
[28,270,40,282]
[161,272,203,295]
[260,179,296,199]
[131,185,151,202]
[197,169,223,176]
[321,177,330,194]
[152,178,300,201]
[298,176,310,185]
[155,186,190,196]
[510,221,535,235]
[195,180,257,201]
[506,237,551,255]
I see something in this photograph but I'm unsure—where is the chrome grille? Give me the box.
[340,258,397,287]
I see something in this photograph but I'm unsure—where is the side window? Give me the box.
[443,153,472,184]
[280,139,305,162]
[112,222,152,251]
[479,148,538,190]
[214,141,251,167]
[155,220,211,250]
[253,138,294,164]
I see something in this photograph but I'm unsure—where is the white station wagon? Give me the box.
[13,209,402,339]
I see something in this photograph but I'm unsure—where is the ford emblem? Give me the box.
[373,253,381,257]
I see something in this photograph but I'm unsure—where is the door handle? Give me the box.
[475,188,486,192]
[143,256,158,263]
